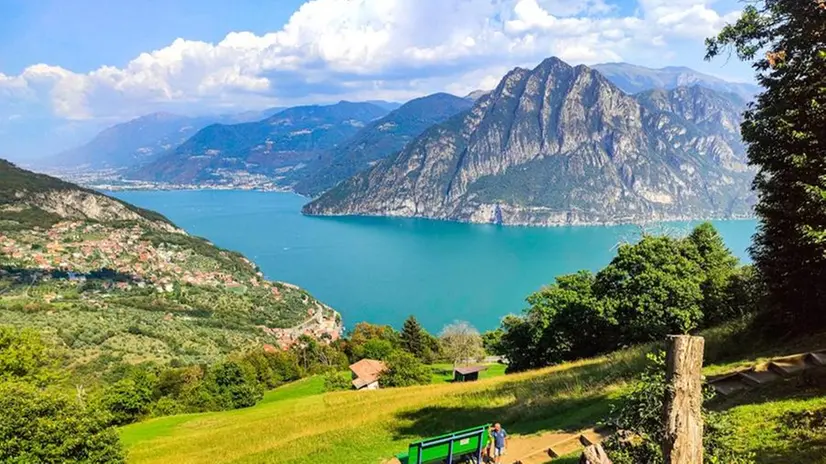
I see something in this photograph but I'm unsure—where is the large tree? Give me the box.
[706,0,826,333]
[439,321,484,368]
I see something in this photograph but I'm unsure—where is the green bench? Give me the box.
[397,424,490,464]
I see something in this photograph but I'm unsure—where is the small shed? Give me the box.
[349,358,387,390]
[453,365,488,382]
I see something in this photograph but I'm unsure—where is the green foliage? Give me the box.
[0,326,124,463]
[499,224,757,372]
[707,0,826,334]
[101,375,156,426]
[323,370,353,392]
[596,235,705,341]
[362,338,394,360]
[343,322,400,363]
[603,352,754,464]
[687,223,741,326]
[291,335,349,374]
[481,328,504,356]
[380,350,431,387]
[0,382,125,464]
[0,326,56,385]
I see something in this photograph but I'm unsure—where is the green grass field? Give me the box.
[120,322,826,464]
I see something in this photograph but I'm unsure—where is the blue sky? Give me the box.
[0,0,755,160]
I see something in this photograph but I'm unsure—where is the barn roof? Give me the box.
[454,365,488,375]
[349,358,386,388]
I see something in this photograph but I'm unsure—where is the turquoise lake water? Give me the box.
[112,190,758,332]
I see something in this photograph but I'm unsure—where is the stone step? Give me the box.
[739,368,782,386]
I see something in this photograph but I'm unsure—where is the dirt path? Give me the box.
[384,428,607,464]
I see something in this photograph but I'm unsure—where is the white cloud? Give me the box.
[0,0,743,121]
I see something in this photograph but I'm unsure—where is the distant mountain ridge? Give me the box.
[293,93,473,196]
[131,101,390,185]
[44,108,285,171]
[303,57,755,226]
[592,62,760,101]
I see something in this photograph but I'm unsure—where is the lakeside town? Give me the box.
[0,220,343,347]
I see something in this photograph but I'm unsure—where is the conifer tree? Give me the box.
[400,315,426,360]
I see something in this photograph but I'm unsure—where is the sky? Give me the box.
[0,0,756,161]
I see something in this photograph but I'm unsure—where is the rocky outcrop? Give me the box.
[23,190,178,232]
[303,57,755,226]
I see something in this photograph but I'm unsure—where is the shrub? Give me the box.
[381,350,431,387]
[323,370,353,392]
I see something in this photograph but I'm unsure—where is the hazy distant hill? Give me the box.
[44,108,285,171]
[304,57,755,226]
[592,62,760,100]
[131,102,389,185]
[293,93,473,196]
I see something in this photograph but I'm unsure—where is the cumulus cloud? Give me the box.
[0,0,742,121]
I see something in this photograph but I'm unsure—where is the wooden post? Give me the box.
[662,335,705,464]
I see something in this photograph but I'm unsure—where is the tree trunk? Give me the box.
[663,335,705,464]
[579,443,612,464]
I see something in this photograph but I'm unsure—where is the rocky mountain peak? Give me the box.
[304,56,754,226]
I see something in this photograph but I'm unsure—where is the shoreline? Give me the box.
[100,184,758,229]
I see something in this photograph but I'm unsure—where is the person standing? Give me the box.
[490,423,508,463]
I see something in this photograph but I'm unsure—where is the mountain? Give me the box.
[592,62,760,101]
[45,108,288,172]
[365,100,404,111]
[293,93,474,196]
[0,159,340,372]
[303,57,755,226]
[465,90,491,101]
[46,112,215,170]
[131,101,389,185]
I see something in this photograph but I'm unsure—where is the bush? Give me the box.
[100,376,156,425]
[0,382,124,463]
[380,350,431,388]
[323,371,353,392]
[205,360,263,409]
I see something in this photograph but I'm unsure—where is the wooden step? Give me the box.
[706,371,741,384]
[769,354,810,377]
[511,450,552,464]
[579,428,610,447]
[547,435,584,458]
[710,377,749,396]
[739,368,782,386]
[808,351,826,366]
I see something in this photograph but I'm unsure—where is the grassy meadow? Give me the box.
[121,321,826,464]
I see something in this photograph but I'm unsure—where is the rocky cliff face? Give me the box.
[303,57,755,226]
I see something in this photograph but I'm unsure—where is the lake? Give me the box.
[112,190,758,332]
